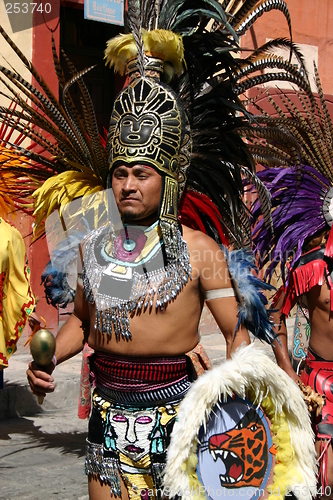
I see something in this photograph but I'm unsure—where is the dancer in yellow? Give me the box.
[0,218,35,386]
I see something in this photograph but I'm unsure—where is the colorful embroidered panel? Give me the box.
[86,391,181,499]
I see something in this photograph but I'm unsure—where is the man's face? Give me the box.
[306,230,329,250]
[112,164,162,224]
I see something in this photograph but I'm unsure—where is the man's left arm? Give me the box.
[198,236,250,357]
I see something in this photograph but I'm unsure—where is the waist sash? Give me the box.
[91,352,191,407]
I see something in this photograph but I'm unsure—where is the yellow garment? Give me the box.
[0,218,35,369]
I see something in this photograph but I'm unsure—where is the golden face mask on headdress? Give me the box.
[108,78,183,178]
[108,77,191,255]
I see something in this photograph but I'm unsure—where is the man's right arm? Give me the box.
[54,281,90,364]
[26,281,89,399]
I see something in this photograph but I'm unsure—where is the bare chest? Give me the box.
[87,278,203,356]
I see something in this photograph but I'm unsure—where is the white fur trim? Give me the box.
[164,343,317,500]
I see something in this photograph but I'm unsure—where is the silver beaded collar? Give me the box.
[82,221,191,340]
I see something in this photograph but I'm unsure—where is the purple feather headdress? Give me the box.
[251,165,330,284]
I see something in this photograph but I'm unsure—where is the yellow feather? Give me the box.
[142,29,184,75]
[259,395,303,500]
[104,29,185,76]
[104,33,138,75]
[32,171,103,235]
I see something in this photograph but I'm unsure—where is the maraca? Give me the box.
[30,329,56,404]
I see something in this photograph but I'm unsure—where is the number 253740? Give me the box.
[5,3,52,14]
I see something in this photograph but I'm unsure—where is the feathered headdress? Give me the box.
[127,0,311,248]
[0,0,310,247]
[247,67,333,314]
[0,1,311,342]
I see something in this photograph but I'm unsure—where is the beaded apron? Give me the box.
[85,352,191,499]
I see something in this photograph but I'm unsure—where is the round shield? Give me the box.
[163,344,317,500]
[197,395,275,499]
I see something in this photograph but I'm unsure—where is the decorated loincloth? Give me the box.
[85,352,192,499]
[300,346,333,440]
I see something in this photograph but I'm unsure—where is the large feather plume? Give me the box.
[248,69,333,282]
[0,25,108,234]
[134,0,310,247]
[251,166,330,284]
[222,245,276,343]
[33,171,104,233]
[41,231,87,308]
[0,0,316,250]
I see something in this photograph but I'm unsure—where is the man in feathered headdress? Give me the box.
[26,34,254,500]
[1,0,314,497]
[249,78,333,493]
[23,8,284,500]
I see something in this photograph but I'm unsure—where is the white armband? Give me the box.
[204,288,235,300]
